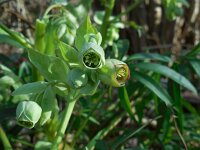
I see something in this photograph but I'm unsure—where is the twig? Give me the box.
[100,0,115,47]
[170,108,188,150]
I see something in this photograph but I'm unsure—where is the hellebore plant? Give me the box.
[5,13,130,149]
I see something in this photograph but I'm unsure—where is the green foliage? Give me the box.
[162,0,189,20]
[75,16,97,50]
[0,1,200,150]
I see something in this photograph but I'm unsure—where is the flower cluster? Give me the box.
[15,17,130,129]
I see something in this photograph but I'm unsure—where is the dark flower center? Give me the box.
[19,121,33,127]
[83,51,100,68]
[116,67,126,82]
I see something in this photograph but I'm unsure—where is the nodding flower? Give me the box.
[16,101,42,129]
[79,42,105,69]
[99,59,130,87]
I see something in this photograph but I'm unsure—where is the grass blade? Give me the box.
[127,53,172,63]
[134,63,197,94]
[132,70,172,106]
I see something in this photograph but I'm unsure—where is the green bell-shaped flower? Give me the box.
[67,68,88,88]
[79,42,105,69]
[99,59,130,87]
[16,101,42,129]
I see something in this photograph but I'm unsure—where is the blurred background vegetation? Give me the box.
[0,0,200,149]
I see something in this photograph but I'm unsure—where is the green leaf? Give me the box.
[182,98,199,115]
[132,70,172,106]
[0,23,32,49]
[34,141,52,150]
[0,76,15,86]
[112,39,129,60]
[57,41,79,66]
[186,42,200,57]
[172,82,184,133]
[189,59,200,78]
[127,53,172,63]
[134,63,197,94]
[80,81,100,96]
[119,87,136,121]
[41,86,56,112]
[0,34,24,48]
[75,16,97,50]
[12,82,48,95]
[28,49,69,83]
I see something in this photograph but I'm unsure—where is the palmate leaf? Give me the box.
[57,41,79,66]
[134,63,197,94]
[132,70,172,106]
[12,82,48,95]
[75,16,97,50]
[28,49,69,83]
[41,86,56,112]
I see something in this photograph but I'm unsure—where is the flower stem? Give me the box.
[0,124,13,150]
[100,0,115,47]
[51,100,76,150]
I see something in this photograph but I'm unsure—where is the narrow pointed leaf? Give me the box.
[134,63,197,94]
[189,59,200,78]
[12,82,48,95]
[127,53,172,63]
[132,70,172,106]
[119,87,135,120]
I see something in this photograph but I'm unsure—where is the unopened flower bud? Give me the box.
[16,101,42,129]
[84,32,102,45]
[99,59,130,87]
[57,24,67,39]
[39,111,52,126]
[68,68,88,88]
[79,42,105,69]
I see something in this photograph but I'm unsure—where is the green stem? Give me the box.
[0,23,32,49]
[0,125,13,150]
[51,100,77,150]
[100,0,115,47]
[44,4,62,17]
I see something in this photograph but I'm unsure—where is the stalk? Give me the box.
[0,125,13,150]
[51,100,76,150]
[100,0,115,47]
